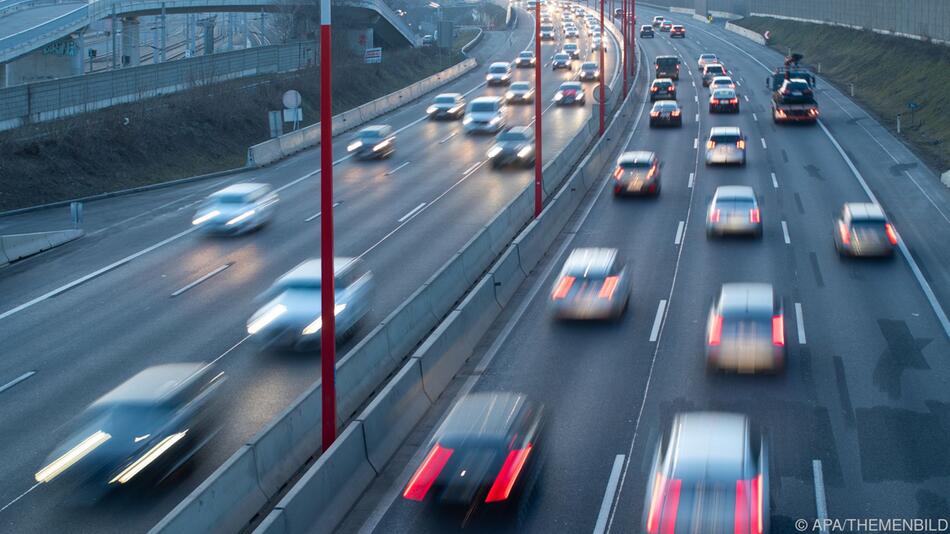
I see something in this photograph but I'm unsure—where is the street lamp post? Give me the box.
[631,0,636,77]
[598,0,605,135]
[534,0,542,218]
[622,0,627,95]
[319,0,337,452]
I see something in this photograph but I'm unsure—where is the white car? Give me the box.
[192,183,277,234]
[463,96,506,134]
[486,62,513,86]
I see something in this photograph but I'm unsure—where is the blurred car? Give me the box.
[486,62,513,86]
[670,24,685,38]
[697,53,719,68]
[192,183,277,234]
[660,20,672,32]
[650,78,676,101]
[554,81,586,105]
[246,257,374,351]
[705,126,747,165]
[709,75,736,92]
[649,101,682,127]
[640,25,654,38]
[591,35,606,52]
[643,412,769,533]
[833,202,898,257]
[551,247,630,319]
[488,126,535,168]
[702,63,728,86]
[427,93,466,120]
[552,52,572,70]
[506,81,535,104]
[563,42,580,59]
[706,185,761,238]
[35,363,225,494]
[652,15,664,27]
[578,61,600,81]
[709,88,740,113]
[705,284,785,373]
[402,392,543,507]
[463,96,506,134]
[612,150,662,196]
[347,124,396,159]
[565,25,579,38]
[514,50,536,68]
[540,23,556,40]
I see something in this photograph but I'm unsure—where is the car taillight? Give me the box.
[647,165,657,179]
[730,98,738,104]
[613,167,624,180]
[750,208,760,224]
[646,474,665,533]
[485,444,533,502]
[709,313,723,345]
[552,276,575,299]
[670,85,676,91]
[736,475,765,534]
[710,208,721,223]
[671,110,681,116]
[885,223,898,245]
[650,111,660,117]
[403,444,454,501]
[651,86,658,92]
[737,139,746,149]
[707,140,716,149]
[838,221,851,245]
[599,276,620,299]
[772,315,784,346]
[712,99,720,105]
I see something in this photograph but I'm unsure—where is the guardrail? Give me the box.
[0,2,88,64]
[0,229,83,266]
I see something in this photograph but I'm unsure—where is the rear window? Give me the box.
[713,90,735,99]
[657,57,679,66]
[498,131,528,141]
[785,81,810,91]
[656,102,678,111]
[214,194,249,204]
[706,65,725,75]
[711,133,741,143]
[851,219,887,229]
[470,101,498,112]
[621,160,652,169]
[434,95,456,104]
[654,80,672,87]
[490,65,509,73]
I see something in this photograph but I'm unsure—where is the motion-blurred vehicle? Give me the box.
[563,42,580,59]
[579,61,600,81]
[554,81,586,105]
[643,412,769,532]
[591,35,606,52]
[650,78,676,101]
[427,93,466,120]
[649,101,683,127]
[709,88,740,113]
[652,15,664,27]
[551,247,630,320]
[655,55,680,80]
[640,25,654,37]
[540,23,556,40]
[833,202,898,257]
[670,24,685,38]
[246,258,374,351]
[705,284,785,373]
[402,392,543,508]
[515,50,536,68]
[488,126,535,168]
[552,52,572,70]
[35,363,225,495]
[771,78,819,123]
[706,186,761,238]
[506,81,535,104]
[612,151,662,196]
[192,183,277,234]
[697,53,719,68]
[705,126,747,165]
[702,63,728,86]
[660,20,672,31]
[709,75,736,92]
[463,96,506,134]
[347,124,396,159]
[486,62,513,86]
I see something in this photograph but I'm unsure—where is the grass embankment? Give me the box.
[453,28,480,50]
[0,46,464,211]
[732,16,950,172]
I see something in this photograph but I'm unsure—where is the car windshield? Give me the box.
[713,90,735,99]
[359,131,382,140]
[712,133,741,143]
[434,96,456,104]
[555,54,569,60]
[654,81,671,87]
[561,83,581,91]
[213,194,249,204]
[470,102,497,112]
[490,65,508,73]
[541,24,553,31]
[583,63,597,70]
[520,52,533,58]
[498,131,528,141]
[511,82,530,90]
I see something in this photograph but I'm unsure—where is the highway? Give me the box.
[339,6,950,534]
[0,7,620,534]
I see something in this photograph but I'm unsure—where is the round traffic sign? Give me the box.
[282,90,302,109]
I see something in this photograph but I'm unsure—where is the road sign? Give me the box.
[364,47,382,63]
[282,90,302,109]
[763,30,772,40]
[268,110,283,138]
[283,108,303,123]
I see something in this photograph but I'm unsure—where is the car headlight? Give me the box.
[489,116,501,125]
[426,105,438,114]
[487,146,503,158]
[302,303,347,336]
[486,74,493,81]
[463,116,473,125]
[226,209,256,226]
[554,93,563,101]
[506,92,514,99]
[247,304,288,335]
[373,140,390,152]
[347,141,362,152]
[518,146,533,159]
[192,210,220,226]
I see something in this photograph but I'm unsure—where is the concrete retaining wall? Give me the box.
[0,228,83,266]
[725,21,767,44]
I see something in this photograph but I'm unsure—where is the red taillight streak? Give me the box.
[735,479,750,534]
[772,315,784,346]
[885,223,898,245]
[838,221,851,245]
[736,475,764,534]
[485,444,533,502]
[614,167,624,179]
[646,474,666,534]
[660,479,682,534]
[599,276,620,299]
[403,444,454,501]
[709,313,723,345]
[552,276,575,299]
[710,208,721,223]
[750,208,760,224]
[737,139,746,149]
[753,474,764,534]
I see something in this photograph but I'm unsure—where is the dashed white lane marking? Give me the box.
[743,94,749,102]
[760,138,768,149]
[688,172,695,188]
[795,302,807,345]
[171,263,233,297]
[781,221,791,245]
[694,95,698,103]
[813,460,830,534]
[385,161,411,176]
[694,113,699,122]
[397,202,427,223]
[649,299,668,342]
[463,162,481,175]
[693,137,698,149]
[752,112,758,121]
[438,131,458,144]
[593,455,625,534]
[674,221,685,245]
[771,172,778,188]
[0,371,35,395]
[304,201,341,222]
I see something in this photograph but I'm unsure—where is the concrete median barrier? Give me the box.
[358,359,431,472]
[335,324,398,422]
[459,228,494,285]
[488,246,525,307]
[0,229,83,265]
[382,287,437,362]
[725,22,767,45]
[421,254,467,320]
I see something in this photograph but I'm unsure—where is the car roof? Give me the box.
[511,81,531,88]
[564,247,618,276]
[519,50,533,56]
[91,363,208,407]
[845,202,887,221]
[712,88,736,95]
[582,61,597,68]
[786,78,810,84]
[653,78,674,84]
[560,81,582,89]
[656,54,677,60]
[489,61,510,68]
[672,24,684,28]
[653,100,679,109]
[435,92,461,99]
[712,76,733,82]
[359,124,391,135]
[554,52,569,58]
[471,96,503,105]
[277,257,358,286]
[619,151,656,165]
[436,392,530,441]
[506,126,533,136]
[670,412,750,480]
[212,183,267,198]
[714,185,755,200]
[709,126,742,136]
[564,43,578,48]
[718,283,775,314]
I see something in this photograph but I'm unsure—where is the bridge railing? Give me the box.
[0,3,89,63]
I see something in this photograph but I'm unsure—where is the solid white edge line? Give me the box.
[813,459,830,534]
[592,455,626,534]
[438,131,457,144]
[688,172,694,188]
[795,302,807,345]
[771,172,778,188]
[0,483,41,513]
[171,263,232,297]
[674,221,685,245]
[649,299,667,342]
[781,220,790,245]
[0,371,36,394]
[397,202,427,223]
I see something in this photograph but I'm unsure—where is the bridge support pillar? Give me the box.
[121,17,141,67]
[199,18,216,55]
[3,33,84,87]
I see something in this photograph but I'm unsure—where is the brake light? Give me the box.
[772,315,784,346]
[736,475,765,534]
[485,444,533,502]
[712,99,720,105]
[660,479,682,534]
[707,140,716,149]
[403,444,454,501]
[730,98,738,104]
[838,221,851,245]
[647,165,657,179]
[737,139,746,149]
[613,167,624,179]
[552,276,575,299]
[710,208,721,223]
[599,276,620,299]
[646,474,666,533]
[650,111,660,117]
[750,208,760,223]
[753,473,764,534]
[671,110,681,117]
[709,313,723,345]
[885,223,898,245]
[651,86,658,92]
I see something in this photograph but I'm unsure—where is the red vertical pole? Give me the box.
[621,0,627,95]
[534,0,542,218]
[320,0,336,452]
[598,0,605,135]
[631,0,636,77]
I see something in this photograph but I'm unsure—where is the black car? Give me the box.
[650,78,676,101]
[488,126,536,168]
[578,61,600,82]
[655,55,680,80]
[640,25,654,38]
[649,101,682,127]
[403,393,544,508]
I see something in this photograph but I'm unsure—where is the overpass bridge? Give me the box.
[0,0,417,86]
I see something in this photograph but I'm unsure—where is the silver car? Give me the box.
[347,124,396,159]
[192,183,277,234]
[563,42,580,59]
[506,81,535,104]
[487,126,535,168]
[463,96,506,134]
[426,93,465,120]
[706,283,785,373]
[643,412,769,533]
[247,258,374,351]
[706,186,761,237]
[705,126,747,166]
[486,62,513,86]
[612,151,661,196]
[552,52,572,70]
[550,248,630,320]
[833,202,898,257]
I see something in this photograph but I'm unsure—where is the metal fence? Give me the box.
[0,40,316,131]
